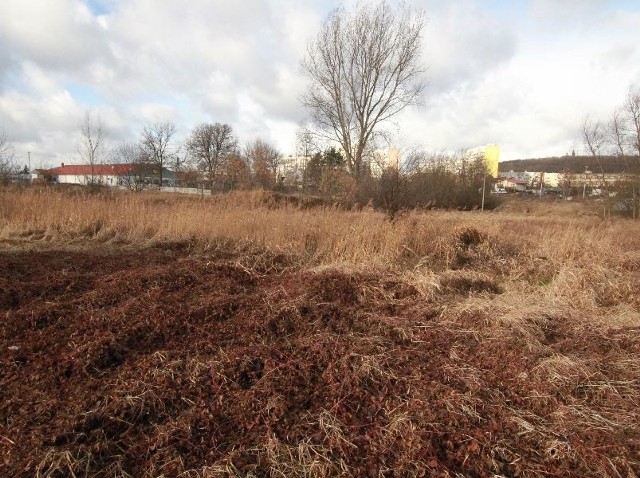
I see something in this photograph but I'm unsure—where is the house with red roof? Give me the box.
[43,163,177,187]
[495,176,527,192]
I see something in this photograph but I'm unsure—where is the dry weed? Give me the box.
[258,434,338,478]
[532,354,593,389]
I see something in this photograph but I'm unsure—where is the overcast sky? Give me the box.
[1,0,639,169]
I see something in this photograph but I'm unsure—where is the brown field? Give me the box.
[1,187,639,477]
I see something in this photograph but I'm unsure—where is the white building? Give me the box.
[43,163,177,186]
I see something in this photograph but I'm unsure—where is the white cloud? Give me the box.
[136,103,181,125]
[529,0,608,21]
[0,0,111,70]
[421,2,518,94]
[0,0,639,168]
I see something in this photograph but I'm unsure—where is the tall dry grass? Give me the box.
[1,187,638,271]
[3,186,639,324]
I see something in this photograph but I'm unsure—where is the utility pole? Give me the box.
[28,151,31,171]
[481,168,487,212]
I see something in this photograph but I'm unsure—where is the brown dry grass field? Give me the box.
[1,186,639,477]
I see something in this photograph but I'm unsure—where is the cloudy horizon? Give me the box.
[1,0,639,170]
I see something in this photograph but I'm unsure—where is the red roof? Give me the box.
[46,164,138,175]
[498,177,527,185]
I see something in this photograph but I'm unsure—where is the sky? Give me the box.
[1,0,639,169]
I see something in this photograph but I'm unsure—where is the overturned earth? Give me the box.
[1,245,638,477]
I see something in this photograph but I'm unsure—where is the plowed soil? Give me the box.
[1,245,638,477]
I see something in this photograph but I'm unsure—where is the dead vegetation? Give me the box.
[1,187,639,476]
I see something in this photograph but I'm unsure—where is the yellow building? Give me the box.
[467,144,500,178]
[484,144,499,178]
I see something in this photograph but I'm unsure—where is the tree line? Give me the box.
[581,85,640,218]
[74,113,282,192]
[0,107,496,212]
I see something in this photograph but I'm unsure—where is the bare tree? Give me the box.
[626,85,640,157]
[301,1,425,181]
[296,126,320,191]
[607,107,627,157]
[582,117,606,158]
[140,121,177,187]
[110,141,140,165]
[606,106,638,218]
[245,138,281,189]
[578,85,640,218]
[624,86,640,218]
[296,126,318,159]
[582,116,607,185]
[0,129,16,183]
[111,142,147,191]
[582,116,610,215]
[79,110,106,185]
[186,123,237,193]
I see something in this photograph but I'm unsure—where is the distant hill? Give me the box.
[499,155,639,174]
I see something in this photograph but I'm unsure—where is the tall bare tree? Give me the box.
[140,121,177,187]
[79,110,106,185]
[301,1,425,181]
[186,122,237,193]
[582,116,609,215]
[582,117,606,158]
[296,126,319,191]
[0,128,16,183]
[627,85,640,157]
[624,85,640,218]
[606,106,637,217]
[607,107,627,157]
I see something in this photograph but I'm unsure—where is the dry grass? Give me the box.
[1,187,635,270]
[2,188,639,352]
[3,186,640,477]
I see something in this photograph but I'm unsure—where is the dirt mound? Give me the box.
[1,248,638,477]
